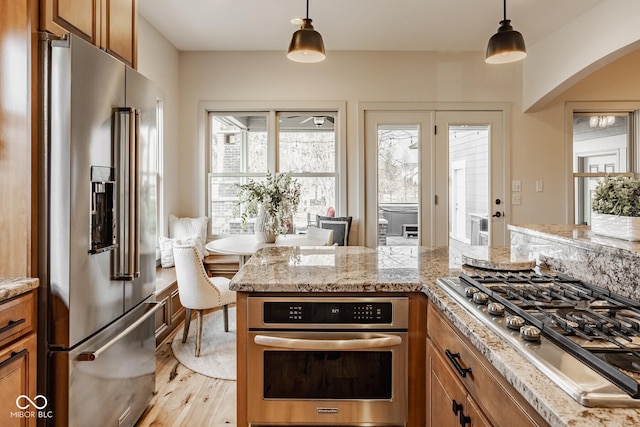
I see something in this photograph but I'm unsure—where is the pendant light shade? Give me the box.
[485,0,526,64]
[288,0,325,63]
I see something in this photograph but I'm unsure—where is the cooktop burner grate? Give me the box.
[459,272,640,399]
[435,271,640,406]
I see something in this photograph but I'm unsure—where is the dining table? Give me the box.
[205,233,330,267]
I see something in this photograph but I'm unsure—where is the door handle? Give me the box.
[111,107,140,281]
[77,302,162,361]
[492,211,503,218]
[445,349,472,378]
[254,334,402,350]
[452,399,463,415]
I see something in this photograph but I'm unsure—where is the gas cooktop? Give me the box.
[438,271,640,408]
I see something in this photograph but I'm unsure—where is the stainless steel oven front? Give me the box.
[247,296,409,426]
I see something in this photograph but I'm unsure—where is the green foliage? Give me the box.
[592,176,640,217]
[236,172,302,234]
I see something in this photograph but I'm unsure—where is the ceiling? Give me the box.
[139,0,603,53]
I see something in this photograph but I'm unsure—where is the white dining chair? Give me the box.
[306,226,334,245]
[173,243,236,357]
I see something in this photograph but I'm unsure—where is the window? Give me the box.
[572,110,636,225]
[206,110,340,236]
[144,98,164,260]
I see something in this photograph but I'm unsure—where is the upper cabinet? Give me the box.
[41,0,137,67]
[102,0,137,67]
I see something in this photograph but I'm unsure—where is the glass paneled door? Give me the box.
[365,111,433,247]
[365,109,506,248]
[435,111,506,246]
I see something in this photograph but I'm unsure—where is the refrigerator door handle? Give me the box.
[112,107,141,280]
[76,302,162,361]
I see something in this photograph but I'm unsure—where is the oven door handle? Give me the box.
[253,334,403,350]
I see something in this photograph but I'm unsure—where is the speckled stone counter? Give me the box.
[461,245,536,271]
[229,245,461,293]
[510,224,640,301]
[230,243,640,427]
[0,277,39,302]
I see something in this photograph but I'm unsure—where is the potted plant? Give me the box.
[591,175,640,241]
[236,172,301,243]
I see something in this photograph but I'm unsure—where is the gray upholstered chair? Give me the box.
[316,215,353,246]
[173,243,236,357]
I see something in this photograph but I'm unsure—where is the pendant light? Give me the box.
[287,0,325,63]
[485,0,527,64]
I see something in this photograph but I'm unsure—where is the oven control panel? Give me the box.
[263,301,393,324]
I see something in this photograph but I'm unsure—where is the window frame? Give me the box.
[199,101,347,239]
[566,102,640,224]
[154,97,164,262]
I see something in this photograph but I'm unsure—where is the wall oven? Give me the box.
[247,296,408,426]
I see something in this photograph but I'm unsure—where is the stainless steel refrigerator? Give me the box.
[38,32,161,426]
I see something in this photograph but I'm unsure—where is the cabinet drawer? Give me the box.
[0,333,37,427]
[0,292,35,348]
[428,305,545,427]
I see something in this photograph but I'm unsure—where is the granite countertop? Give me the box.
[509,224,640,256]
[0,277,39,302]
[229,245,461,292]
[230,243,640,427]
[461,245,536,271]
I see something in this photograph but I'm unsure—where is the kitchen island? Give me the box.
[230,243,640,427]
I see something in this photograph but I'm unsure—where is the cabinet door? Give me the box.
[466,396,492,427]
[427,340,469,427]
[0,334,37,427]
[102,0,137,67]
[41,0,97,44]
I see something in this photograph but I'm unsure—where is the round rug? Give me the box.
[171,307,236,380]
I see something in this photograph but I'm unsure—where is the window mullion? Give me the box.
[269,110,278,173]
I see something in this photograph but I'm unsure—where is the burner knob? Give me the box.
[520,325,541,342]
[487,302,505,316]
[472,292,489,305]
[464,287,479,298]
[506,315,525,330]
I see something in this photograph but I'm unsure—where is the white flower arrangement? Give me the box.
[236,172,302,235]
[592,176,640,218]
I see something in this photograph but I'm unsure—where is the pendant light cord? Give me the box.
[306,0,310,20]
[503,0,507,21]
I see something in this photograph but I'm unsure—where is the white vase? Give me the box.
[255,207,277,243]
[591,212,640,241]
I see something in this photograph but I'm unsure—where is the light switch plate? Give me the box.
[512,193,522,205]
[536,180,543,192]
[512,180,522,192]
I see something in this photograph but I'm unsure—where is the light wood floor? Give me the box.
[136,325,237,426]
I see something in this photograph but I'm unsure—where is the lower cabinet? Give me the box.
[0,291,37,427]
[426,301,548,427]
[428,340,490,427]
[155,269,185,347]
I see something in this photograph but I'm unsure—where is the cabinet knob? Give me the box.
[459,412,471,427]
[452,399,463,415]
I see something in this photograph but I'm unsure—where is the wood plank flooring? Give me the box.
[136,326,236,426]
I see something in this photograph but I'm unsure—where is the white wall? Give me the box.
[177,50,523,237]
[137,17,180,236]
[523,0,640,111]
[138,19,640,244]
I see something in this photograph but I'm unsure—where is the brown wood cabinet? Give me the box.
[40,0,137,67]
[155,268,185,347]
[427,340,491,427]
[0,291,37,427]
[426,301,548,427]
[0,0,38,278]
